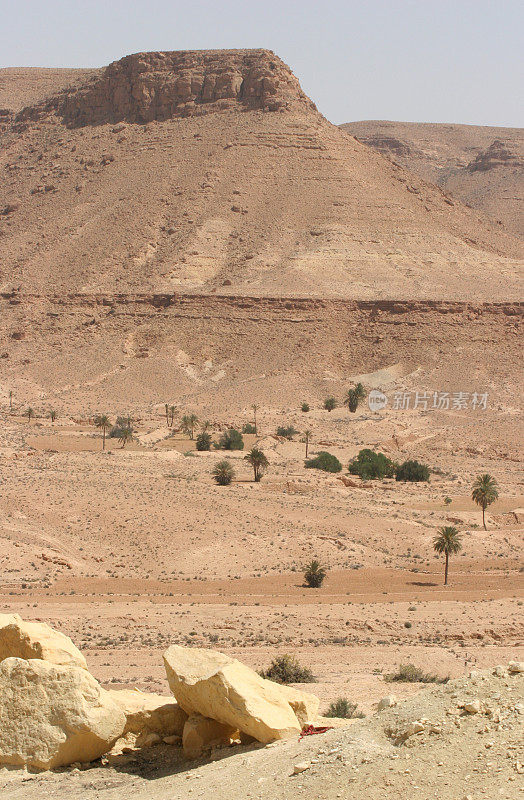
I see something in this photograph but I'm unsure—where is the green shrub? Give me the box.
[325,698,365,719]
[301,402,310,413]
[212,459,235,485]
[215,428,244,450]
[384,664,448,684]
[196,432,212,451]
[305,451,342,473]
[348,449,397,480]
[304,559,327,587]
[395,460,430,482]
[276,425,298,439]
[242,423,256,434]
[323,397,336,412]
[259,654,315,684]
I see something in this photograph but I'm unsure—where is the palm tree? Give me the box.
[94,414,111,450]
[303,429,312,458]
[304,560,327,588]
[117,427,133,448]
[323,397,336,412]
[8,390,13,412]
[181,413,198,440]
[344,383,366,413]
[244,447,269,482]
[212,459,235,486]
[25,407,34,423]
[471,474,499,530]
[164,404,170,426]
[201,420,212,432]
[49,410,57,423]
[169,406,176,427]
[251,403,259,435]
[433,526,462,585]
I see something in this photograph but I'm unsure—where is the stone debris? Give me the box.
[108,687,188,741]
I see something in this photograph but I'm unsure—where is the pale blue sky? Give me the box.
[1,0,522,126]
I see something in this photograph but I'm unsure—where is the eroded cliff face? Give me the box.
[16,49,315,126]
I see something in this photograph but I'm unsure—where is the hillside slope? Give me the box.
[341,120,524,237]
[1,50,522,300]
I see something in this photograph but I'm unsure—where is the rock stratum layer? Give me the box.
[0,50,522,301]
[341,120,524,237]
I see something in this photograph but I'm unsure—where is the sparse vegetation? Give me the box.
[251,403,259,435]
[196,432,212,451]
[24,407,34,423]
[242,423,256,434]
[181,413,199,440]
[305,451,342,473]
[301,402,310,413]
[304,559,327,587]
[323,397,336,412]
[344,382,366,413]
[259,654,315,684]
[348,449,397,480]
[471,473,499,530]
[444,496,452,506]
[212,459,235,485]
[115,426,133,448]
[49,409,57,423]
[216,428,244,450]
[433,525,462,585]
[303,429,312,458]
[395,459,430,482]
[325,698,365,719]
[384,664,449,684]
[276,424,297,439]
[244,447,269,482]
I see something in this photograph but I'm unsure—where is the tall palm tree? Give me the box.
[25,407,34,423]
[9,390,13,412]
[94,414,111,450]
[164,404,170,426]
[433,526,462,585]
[471,474,499,530]
[181,413,199,440]
[244,447,269,482]
[201,420,212,432]
[49,410,57,423]
[169,406,176,427]
[251,403,259,435]
[303,429,312,458]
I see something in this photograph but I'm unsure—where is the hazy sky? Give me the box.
[1,0,522,126]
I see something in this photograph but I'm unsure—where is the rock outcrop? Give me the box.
[163,645,319,743]
[182,713,239,759]
[0,614,88,670]
[16,49,315,127]
[0,657,125,769]
[108,687,188,739]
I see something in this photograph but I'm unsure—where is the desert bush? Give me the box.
[384,664,448,684]
[301,402,310,413]
[276,424,298,439]
[216,428,244,450]
[344,383,366,413]
[212,459,235,485]
[325,698,365,719]
[395,460,430,482]
[242,423,256,434]
[304,559,327,587]
[196,432,212,451]
[259,654,315,684]
[348,449,397,480]
[323,397,336,412]
[305,451,342,473]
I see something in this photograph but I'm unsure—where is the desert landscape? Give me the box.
[0,37,522,800]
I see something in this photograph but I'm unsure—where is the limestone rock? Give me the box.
[182,713,238,759]
[508,661,523,674]
[463,699,481,714]
[163,645,303,742]
[378,695,398,711]
[293,761,310,774]
[0,657,125,769]
[276,683,320,726]
[108,688,188,738]
[0,614,87,670]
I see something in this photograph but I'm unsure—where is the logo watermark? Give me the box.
[368,390,488,412]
